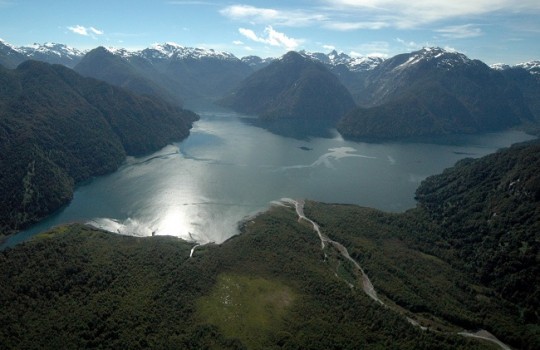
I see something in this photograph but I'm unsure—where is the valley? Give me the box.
[0,34,539,349]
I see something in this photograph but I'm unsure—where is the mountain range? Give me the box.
[0,39,384,104]
[2,38,540,139]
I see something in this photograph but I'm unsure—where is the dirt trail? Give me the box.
[278,198,513,350]
[281,198,383,304]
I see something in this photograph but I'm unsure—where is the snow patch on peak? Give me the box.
[490,61,540,76]
[516,61,540,75]
[299,50,383,72]
[20,42,85,58]
[395,47,471,71]
[103,46,135,58]
[142,42,238,61]
[0,38,17,49]
[490,63,511,71]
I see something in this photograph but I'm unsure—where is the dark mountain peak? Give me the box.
[15,59,65,77]
[16,58,50,70]
[220,48,356,135]
[87,46,114,57]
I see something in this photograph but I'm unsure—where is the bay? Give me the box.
[2,108,535,248]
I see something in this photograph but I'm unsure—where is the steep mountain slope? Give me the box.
[0,61,198,235]
[221,51,356,122]
[415,141,540,318]
[338,47,534,139]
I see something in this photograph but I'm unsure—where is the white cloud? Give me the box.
[322,0,540,28]
[221,5,326,27]
[324,21,388,31]
[68,25,104,37]
[233,40,244,45]
[89,27,104,35]
[238,26,301,50]
[435,24,483,39]
[323,44,336,51]
[238,28,259,42]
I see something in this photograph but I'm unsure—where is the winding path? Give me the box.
[280,198,382,305]
[278,198,513,350]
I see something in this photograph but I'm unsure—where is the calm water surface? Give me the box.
[2,108,535,248]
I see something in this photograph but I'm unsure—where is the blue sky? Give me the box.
[1,0,539,64]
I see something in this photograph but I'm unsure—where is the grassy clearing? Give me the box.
[197,274,295,349]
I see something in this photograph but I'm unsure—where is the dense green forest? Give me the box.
[414,141,540,319]
[0,61,199,236]
[1,141,538,349]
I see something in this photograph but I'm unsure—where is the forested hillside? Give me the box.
[0,61,198,235]
[415,141,540,319]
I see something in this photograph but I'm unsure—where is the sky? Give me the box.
[0,0,539,64]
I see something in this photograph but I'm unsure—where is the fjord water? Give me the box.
[2,108,535,248]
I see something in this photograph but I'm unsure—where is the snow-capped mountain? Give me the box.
[516,61,540,75]
[300,50,384,72]
[491,60,540,74]
[356,47,500,107]
[240,55,274,70]
[100,42,240,62]
[141,42,238,61]
[338,47,533,139]
[0,40,86,68]
[490,63,511,71]
[387,47,472,72]
[17,42,86,67]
